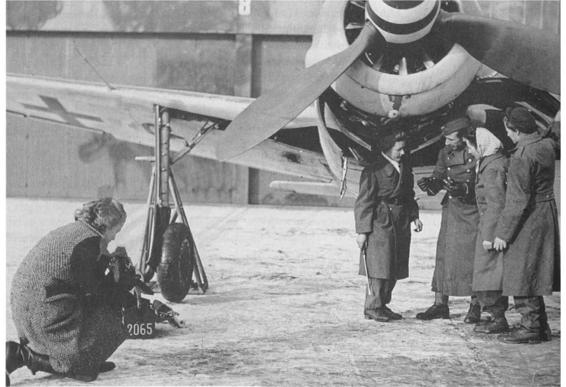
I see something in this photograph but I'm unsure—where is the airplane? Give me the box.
[6,0,560,302]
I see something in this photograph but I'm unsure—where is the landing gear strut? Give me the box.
[137,105,209,302]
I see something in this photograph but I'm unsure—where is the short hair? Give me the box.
[378,131,407,152]
[504,106,537,134]
[74,197,126,234]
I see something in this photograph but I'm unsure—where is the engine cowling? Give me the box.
[305,0,482,119]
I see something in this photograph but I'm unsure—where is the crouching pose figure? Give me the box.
[355,132,423,322]
[7,198,134,385]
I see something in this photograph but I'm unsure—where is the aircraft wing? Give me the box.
[7,73,335,183]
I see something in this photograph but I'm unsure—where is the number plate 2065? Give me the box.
[122,304,156,339]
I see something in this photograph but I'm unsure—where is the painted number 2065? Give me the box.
[127,322,154,336]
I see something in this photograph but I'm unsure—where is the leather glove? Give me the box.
[417,177,443,196]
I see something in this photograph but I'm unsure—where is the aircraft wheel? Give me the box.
[157,223,195,302]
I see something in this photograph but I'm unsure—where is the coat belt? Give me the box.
[380,197,406,205]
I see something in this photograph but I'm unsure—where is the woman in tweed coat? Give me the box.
[7,198,129,384]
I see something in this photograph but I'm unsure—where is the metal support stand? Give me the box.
[137,105,209,297]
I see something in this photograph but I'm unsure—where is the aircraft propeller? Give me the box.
[215,21,385,160]
[433,10,560,96]
[216,0,560,161]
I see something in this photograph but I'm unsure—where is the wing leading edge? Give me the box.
[7,74,335,182]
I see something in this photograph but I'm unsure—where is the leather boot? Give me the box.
[6,341,24,376]
[364,309,390,322]
[6,341,114,385]
[6,341,24,386]
[23,346,56,376]
[499,326,551,344]
[416,304,449,320]
[381,306,403,320]
[464,302,481,324]
[99,362,116,373]
[473,317,509,334]
[6,340,56,386]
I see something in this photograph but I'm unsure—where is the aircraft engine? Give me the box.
[217,0,558,163]
[306,0,481,119]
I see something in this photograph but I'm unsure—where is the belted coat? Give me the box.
[10,221,128,375]
[472,152,508,291]
[430,146,479,296]
[494,133,560,296]
[354,154,419,280]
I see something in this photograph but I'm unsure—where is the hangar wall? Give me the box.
[6,0,560,206]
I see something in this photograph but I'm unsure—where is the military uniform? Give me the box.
[495,132,559,333]
[355,154,419,313]
[430,146,479,296]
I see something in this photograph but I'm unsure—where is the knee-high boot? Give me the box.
[7,339,116,385]
[6,339,57,386]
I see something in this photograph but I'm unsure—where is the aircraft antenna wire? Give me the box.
[72,41,116,91]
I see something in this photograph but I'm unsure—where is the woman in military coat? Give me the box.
[7,198,129,384]
[355,132,423,322]
[464,128,510,334]
[493,107,560,344]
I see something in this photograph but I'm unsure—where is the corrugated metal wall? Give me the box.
[6,0,560,205]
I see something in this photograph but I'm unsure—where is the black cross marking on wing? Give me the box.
[22,96,103,127]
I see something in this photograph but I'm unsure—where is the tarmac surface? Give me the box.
[5,198,561,386]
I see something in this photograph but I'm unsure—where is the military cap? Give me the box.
[441,117,471,136]
[504,106,537,134]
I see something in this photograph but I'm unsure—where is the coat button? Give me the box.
[447,167,451,171]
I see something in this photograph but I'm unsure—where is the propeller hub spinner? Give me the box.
[366,0,440,44]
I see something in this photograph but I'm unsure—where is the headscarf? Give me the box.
[475,127,502,158]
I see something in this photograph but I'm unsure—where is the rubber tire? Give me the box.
[157,223,195,302]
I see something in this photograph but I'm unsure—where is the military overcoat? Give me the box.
[495,133,560,296]
[354,154,419,280]
[430,146,479,296]
[472,152,508,291]
[10,221,128,375]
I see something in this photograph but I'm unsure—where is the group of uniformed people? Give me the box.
[355,106,559,344]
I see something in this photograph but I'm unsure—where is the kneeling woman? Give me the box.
[7,198,130,384]
[354,132,423,322]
